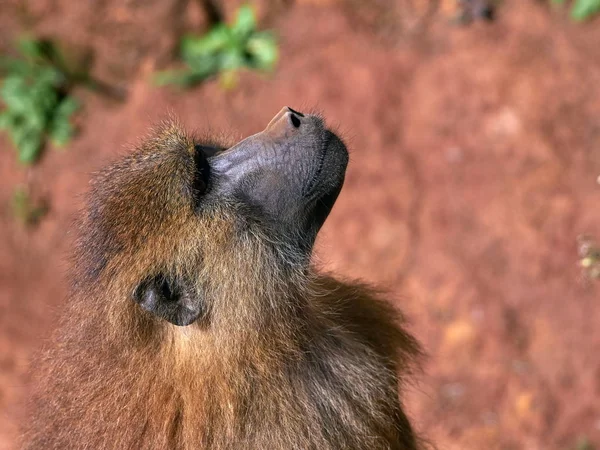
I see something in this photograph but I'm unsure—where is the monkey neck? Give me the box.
[212,264,312,342]
[197,233,317,357]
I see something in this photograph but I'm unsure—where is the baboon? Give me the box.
[22,107,422,449]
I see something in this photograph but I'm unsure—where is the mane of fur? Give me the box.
[22,123,422,450]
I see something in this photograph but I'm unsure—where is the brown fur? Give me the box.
[22,121,422,450]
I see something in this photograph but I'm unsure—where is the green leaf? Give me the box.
[35,65,63,86]
[232,4,257,38]
[48,97,78,146]
[181,28,230,60]
[30,81,60,115]
[219,50,246,71]
[0,57,32,76]
[49,121,74,147]
[247,33,278,70]
[0,111,14,129]
[15,128,44,164]
[1,76,31,112]
[17,37,44,60]
[186,54,220,75]
[571,0,600,20]
[54,96,79,118]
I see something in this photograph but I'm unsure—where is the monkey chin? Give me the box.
[21,107,422,450]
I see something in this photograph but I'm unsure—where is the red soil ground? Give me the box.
[1,1,600,448]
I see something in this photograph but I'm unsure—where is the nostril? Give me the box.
[287,107,305,117]
[290,113,301,128]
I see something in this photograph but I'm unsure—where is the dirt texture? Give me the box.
[1,1,600,449]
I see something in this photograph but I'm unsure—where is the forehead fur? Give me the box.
[74,121,209,285]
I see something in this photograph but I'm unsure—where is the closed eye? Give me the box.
[192,145,212,200]
[194,145,223,158]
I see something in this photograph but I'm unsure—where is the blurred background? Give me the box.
[1,0,600,449]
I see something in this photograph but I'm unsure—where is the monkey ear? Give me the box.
[132,275,203,326]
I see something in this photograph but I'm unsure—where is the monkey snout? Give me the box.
[263,106,304,140]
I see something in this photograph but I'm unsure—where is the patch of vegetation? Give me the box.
[0,38,79,164]
[155,4,278,89]
[11,186,48,226]
[552,0,600,21]
[570,435,595,450]
[578,235,600,280]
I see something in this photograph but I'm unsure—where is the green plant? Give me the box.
[578,235,600,280]
[155,4,278,89]
[11,186,48,226]
[571,435,595,450]
[0,38,79,164]
[552,0,600,21]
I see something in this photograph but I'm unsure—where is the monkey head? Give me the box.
[209,107,348,245]
[79,107,348,328]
